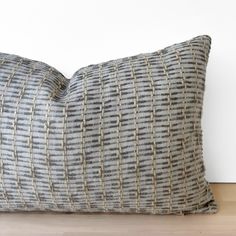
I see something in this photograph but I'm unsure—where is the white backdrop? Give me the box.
[0,0,235,182]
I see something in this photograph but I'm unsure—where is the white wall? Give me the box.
[0,0,235,182]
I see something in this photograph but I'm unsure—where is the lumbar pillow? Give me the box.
[0,35,217,214]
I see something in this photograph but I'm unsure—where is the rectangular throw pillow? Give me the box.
[0,35,217,214]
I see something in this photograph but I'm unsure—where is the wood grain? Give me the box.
[0,184,235,236]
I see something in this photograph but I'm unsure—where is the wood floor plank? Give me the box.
[0,184,235,236]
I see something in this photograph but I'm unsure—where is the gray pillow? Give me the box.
[0,35,217,214]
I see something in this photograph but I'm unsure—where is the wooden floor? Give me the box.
[0,184,235,236]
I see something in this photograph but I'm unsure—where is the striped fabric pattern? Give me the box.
[0,35,217,214]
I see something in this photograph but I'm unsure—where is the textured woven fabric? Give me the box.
[0,35,217,214]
